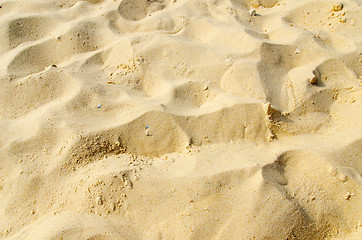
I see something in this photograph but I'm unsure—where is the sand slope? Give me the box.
[0,0,361,239]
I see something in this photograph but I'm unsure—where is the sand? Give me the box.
[0,0,361,239]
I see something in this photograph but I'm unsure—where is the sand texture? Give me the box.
[0,0,361,239]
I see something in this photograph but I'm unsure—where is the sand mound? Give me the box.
[0,0,361,239]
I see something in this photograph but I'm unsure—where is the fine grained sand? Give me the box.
[0,0,361,239]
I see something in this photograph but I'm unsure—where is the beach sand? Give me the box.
[0,0,361,239]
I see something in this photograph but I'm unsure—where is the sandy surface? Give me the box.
[0,0,361,239]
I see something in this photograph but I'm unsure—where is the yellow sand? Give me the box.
[0,0,361,239]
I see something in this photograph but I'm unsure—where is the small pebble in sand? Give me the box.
[294,48,301,54]
[332,3,343,12]
[249,9,256,16]
[343,192,354,200]
[96,196,103,205]
[310,76,318,84]
[97,104,101,108]
[338,173,348,182]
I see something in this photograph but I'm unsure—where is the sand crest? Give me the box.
[0,0,361,239]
